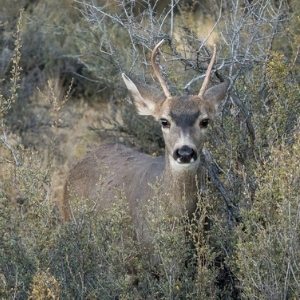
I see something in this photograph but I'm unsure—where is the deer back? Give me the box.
[63,144,165,217]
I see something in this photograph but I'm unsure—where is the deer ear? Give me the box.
[122,73,165,116]
[203,80,229,115]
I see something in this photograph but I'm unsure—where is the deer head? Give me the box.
[122,40,229,173]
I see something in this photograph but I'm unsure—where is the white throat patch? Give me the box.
[169,155,200,173]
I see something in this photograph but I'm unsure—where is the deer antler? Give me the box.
[198,44,217,97]
[151,39,171,99]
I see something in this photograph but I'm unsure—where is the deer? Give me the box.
[62,39,229,267]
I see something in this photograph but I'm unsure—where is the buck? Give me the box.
[63,39,229,258]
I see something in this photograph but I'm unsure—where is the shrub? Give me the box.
[234,131,300,299]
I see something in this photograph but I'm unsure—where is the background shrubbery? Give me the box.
[0,0,300,299]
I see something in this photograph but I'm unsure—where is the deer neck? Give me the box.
[161,154,201,218]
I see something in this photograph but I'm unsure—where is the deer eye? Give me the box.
[160,118,170,128]
[200,119,210,128]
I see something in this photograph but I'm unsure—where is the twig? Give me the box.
[229,92,256,145]
[0,121,20,167]
[202,147,239,223]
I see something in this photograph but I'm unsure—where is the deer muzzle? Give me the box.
[173,145,198,164]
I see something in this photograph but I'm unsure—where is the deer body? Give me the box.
[63,40,229,258]
[64,143,201,236]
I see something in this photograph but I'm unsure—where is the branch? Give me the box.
[229,91,256,145]
[202,147,240,223]
[0,121,21,167]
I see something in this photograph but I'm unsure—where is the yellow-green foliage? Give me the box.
[256,50,300,143]
[0,8,22,118]
[28,269,60,300]
[235,132,300,299]
[227,16,300,298]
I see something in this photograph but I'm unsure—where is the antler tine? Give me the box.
[198,44,217,97]
[151,39,172,99]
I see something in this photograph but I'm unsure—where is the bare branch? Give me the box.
[0,120,20,167]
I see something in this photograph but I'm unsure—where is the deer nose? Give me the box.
[173,145,197,164]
